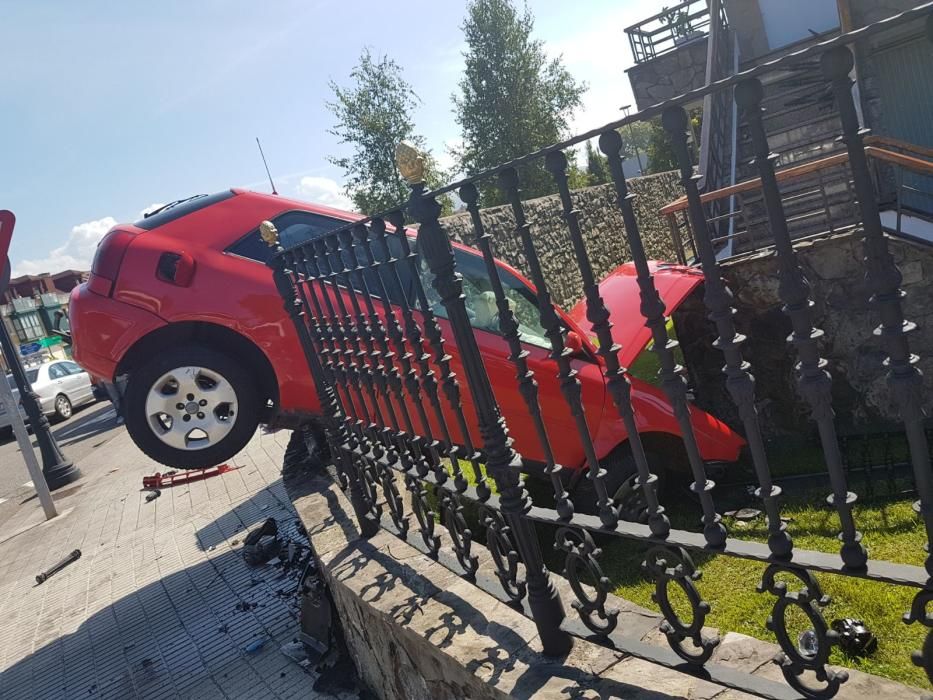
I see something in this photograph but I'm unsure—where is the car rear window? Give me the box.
[25,369,38,383]
[226,210,347,264]
[133,190,236,231]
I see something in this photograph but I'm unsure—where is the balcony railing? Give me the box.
[270,4,933,698]
[625,0,723,64]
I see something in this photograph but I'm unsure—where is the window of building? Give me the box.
[12,312,43,342]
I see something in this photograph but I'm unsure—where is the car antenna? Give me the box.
[255,137,278,195]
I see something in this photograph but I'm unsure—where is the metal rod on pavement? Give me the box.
[0,369,56,519]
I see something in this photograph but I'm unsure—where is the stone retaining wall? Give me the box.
[287,466,923,699]
[675,230,933,436]
[440,171,683,310]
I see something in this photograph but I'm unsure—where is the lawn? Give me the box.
[437,445,930,689]
[592,487,929,690]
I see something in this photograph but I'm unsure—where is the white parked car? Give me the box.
[0,361,97,436]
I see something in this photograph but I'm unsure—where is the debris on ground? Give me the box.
[144,489,161,502]
[244,637,266,654]
[723,507,762,521]
[243,517,281,566]
[832,618,878,656]
[280,640,312,667]
[35,549,82,585]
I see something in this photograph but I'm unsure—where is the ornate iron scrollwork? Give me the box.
[440,490,478,578]
[377,461,408,537]
[759,564,847,698]
[355,454,382,523]
[557,527,619,636]
[406,474,440,556]
[481,506,526,605]
[644,545,719,666]
[903,588,933,686]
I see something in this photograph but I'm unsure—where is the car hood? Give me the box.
[567,261,704,368]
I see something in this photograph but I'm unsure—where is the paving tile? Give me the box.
[0,429,347,699]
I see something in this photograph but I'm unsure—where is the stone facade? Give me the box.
[289,465,926,699]
[626,37,708,110]
[676,231,933,437]
[439,171,683,310]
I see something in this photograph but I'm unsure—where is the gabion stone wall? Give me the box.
[676,230,933,437]
[440,171,683,310]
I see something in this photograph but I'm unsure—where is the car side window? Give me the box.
[48,364,67,380]
[226,211,347,264]
[62,362,84,375]
[415,246,551,349]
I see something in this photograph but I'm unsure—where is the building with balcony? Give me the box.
[0,270,86,370]
[625,0,932,256]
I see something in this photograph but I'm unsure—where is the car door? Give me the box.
[46,363,71,405]
[61,361,93,404]
[412,243,606,470]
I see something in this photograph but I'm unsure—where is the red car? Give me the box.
[69,189,744,512]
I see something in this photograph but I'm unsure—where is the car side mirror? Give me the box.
[564,330,584,355]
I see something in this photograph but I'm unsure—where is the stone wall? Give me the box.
[288,458,925,699]
[626,37,708,110]
[439,171,683,310]
[675,231,933,437]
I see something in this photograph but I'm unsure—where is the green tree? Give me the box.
[327,49,449,215]
[585,141,610,185]
[453,0,586,205]
[645,118,678,174]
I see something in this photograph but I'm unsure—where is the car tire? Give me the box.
[124,345,261,469]
[571,444,664,522]
[54,394,73,421]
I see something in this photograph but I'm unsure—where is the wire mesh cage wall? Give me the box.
[267,7,933,699]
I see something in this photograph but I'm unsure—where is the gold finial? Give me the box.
[396,142,425,185]
[259,220,279,247]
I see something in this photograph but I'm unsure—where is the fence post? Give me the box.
[736,77,866,569]
[264,225,380,537]
[398,145,571,656]
[822,46,933,576]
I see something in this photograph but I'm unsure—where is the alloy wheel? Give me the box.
[144,366,238,451]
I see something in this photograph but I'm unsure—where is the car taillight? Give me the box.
[90,229,135,295]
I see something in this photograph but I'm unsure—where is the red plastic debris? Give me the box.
[142,464,238,489]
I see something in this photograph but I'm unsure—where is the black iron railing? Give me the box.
[269,6,933,698]
[625,0,722,65]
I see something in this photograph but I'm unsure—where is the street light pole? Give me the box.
[0,301,80,492]
[620,104,645,175]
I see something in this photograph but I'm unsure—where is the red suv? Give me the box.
[70,189,743,509]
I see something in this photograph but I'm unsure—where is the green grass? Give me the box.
[582,489,930,689]
[416,378,928,688]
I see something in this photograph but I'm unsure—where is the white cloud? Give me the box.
[295,176,355,212]
[139,202,164,218]
[12,216,117,277]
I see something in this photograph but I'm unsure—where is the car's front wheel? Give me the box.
[124,345,261,469]
[54,394,73,421]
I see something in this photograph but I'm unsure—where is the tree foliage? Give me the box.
[453,0,586,205]
[327,49,448,215]
[585,141,610,185]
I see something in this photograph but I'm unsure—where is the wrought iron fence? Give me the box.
[268,6,933,698]
[625,0,721,64]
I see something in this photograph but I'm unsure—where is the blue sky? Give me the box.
[0,0,664,276]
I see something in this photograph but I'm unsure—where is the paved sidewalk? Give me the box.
[0,428,348,699]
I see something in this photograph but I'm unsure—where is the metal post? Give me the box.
[398,144,571,657]
[0,363,56,519]
[822,45,933,575]
[736,77,865,568]
[0,318,79,490]
[263,224,379,538]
